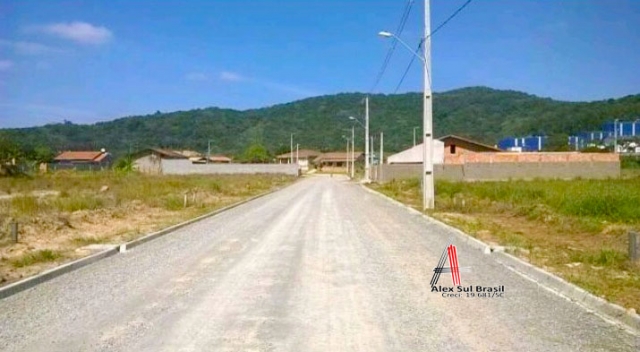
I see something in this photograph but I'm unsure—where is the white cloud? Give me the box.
[220,71,244,82]
[259,80,318,97]
[0,39,63,55]
[185,72,209,82]
[0,60,14,71]
[38,21,113,45]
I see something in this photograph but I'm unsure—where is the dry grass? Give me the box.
[10,250,63,268]
[0,171,294,285]
[370,176,640,312]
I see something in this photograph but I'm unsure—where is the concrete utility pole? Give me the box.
[351,126,355,178]
[364,97,370,182]
[207,140,211,164]
[423,0,435,209]
[413,126,418,147]
[290,134,294,164]
[296,143,299,165]
[380,132,384,182]
[378,0,433,209]
[614,119,619,153]
[371,136,375,165]
[345,138,350,176]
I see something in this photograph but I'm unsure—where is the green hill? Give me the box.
[2,87,640,158]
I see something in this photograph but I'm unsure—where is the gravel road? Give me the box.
[0,175,637,351]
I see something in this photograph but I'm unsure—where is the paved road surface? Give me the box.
[0,176,638,351]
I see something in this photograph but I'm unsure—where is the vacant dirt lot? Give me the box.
[0,171,294,285]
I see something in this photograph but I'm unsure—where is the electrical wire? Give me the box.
[394,0,476,93]
[369,0,415,94]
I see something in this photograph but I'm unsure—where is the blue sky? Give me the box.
[1,0,639,128]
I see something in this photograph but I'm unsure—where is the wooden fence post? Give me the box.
[10,222,18,243]
[630,231,639,263]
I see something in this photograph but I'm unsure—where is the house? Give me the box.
[379,135,618,182]
[439,135,503,164]
[191,155,233,164]
[387,135,501,165]
[175,150,202,158]
[276,149,321,171]
[133,148,187,174]
[314,151,364,172]
[52,150,112,170]
[387,140,445,164]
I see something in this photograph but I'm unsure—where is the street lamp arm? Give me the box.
[378,31,425,64]
[349,116,366,128]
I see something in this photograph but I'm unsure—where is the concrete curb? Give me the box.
[0,187,284,300]
[0,247,119,300]
[360,184,640,333]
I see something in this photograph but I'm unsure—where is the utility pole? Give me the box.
[371,136,375,166]
[614,119,619,153]
[207,140,211,164]
[290,133,294,164]
[413,126,418,147]
[345,138,350,176]
[371,135,375,181]
[364,96,370,182]
[423,0,435,209]
[351,125,355,178]
[296,143,299,164]
[380,132,384,182]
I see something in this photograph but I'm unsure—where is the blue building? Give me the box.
[602,120,640,138]
[568,119,640,150]
[498,136,546,152]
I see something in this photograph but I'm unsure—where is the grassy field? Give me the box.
[0,171,294,285]
[371,175,640,312]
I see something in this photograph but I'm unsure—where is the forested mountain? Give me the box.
[2,87,640,158]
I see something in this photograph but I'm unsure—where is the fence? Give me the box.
[376,155,620,183]
[46,163,112,172]
[160,160,299,176]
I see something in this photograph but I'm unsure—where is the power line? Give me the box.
[369,0,415,94]
[394,0,476,93]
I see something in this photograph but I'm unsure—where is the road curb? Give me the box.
[360,184,640,333]
[0,186,284,300]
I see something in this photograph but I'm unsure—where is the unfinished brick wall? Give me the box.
[377,153,620,182]
[444,152,619,165]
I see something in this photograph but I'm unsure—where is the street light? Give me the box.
[348,99,370,182]
[379,2,434,210]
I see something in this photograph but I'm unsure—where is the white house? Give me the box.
[387,140,445,164]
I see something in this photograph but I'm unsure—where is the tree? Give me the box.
[0,136,21,164]
[0,135,22,176]
[114,155,135,173]
[2,87,639,158]
[23,145,55,164]
[243,143,270,163]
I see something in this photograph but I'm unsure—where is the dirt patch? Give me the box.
[0,172,294,286]
[0,198,241,285]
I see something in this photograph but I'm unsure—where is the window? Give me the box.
[450,144,457,154]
